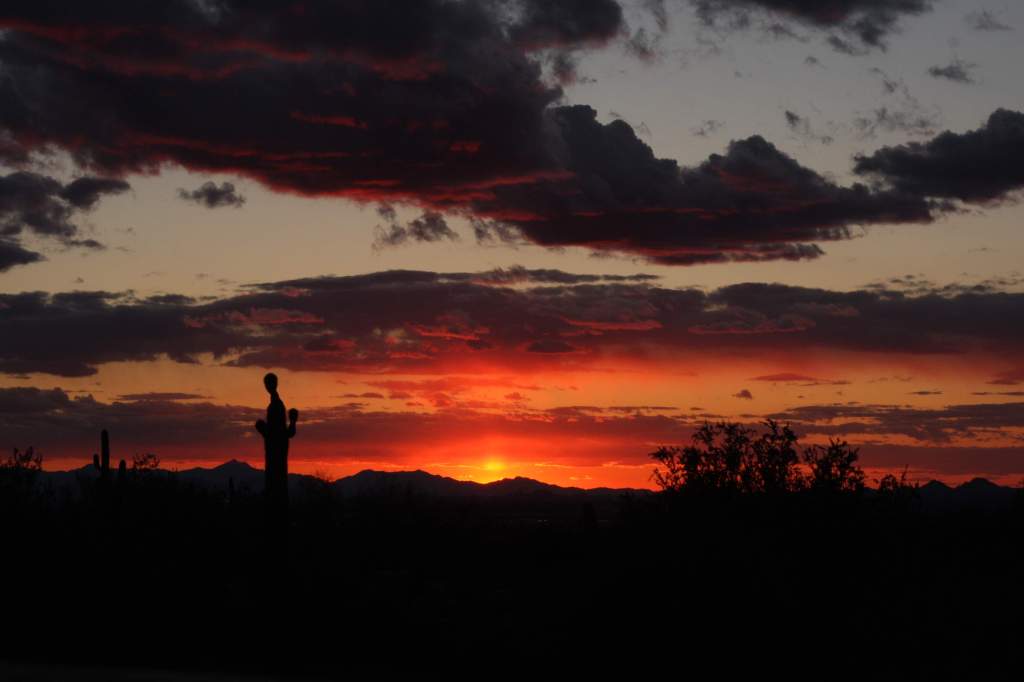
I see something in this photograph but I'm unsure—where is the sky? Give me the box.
[1,0,1023,487]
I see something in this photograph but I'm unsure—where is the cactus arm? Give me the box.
[101,430,110,474]
[287,409,298,439]
[255,419,267,437]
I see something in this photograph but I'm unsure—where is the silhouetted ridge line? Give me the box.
[25,460,1021,509]
[32,461,652,498]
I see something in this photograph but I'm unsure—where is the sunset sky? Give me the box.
[2,0,1023,487]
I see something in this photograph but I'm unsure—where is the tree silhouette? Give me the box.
[803,438,865,494]
[651,420,802,495]
[750,419,801,494]
[651,421,867,497]
[651,421,753,494]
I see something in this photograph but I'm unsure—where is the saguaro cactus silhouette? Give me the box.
[92,429,127,487]
[255,373,298,527]
[89,429,127,527]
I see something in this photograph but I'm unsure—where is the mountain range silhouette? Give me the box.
[33,461,1019,511]
[38,459,648,500]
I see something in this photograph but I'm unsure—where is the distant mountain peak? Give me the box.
[213,459,258,473]
[960,477,1000,490]
[921,480,952,491]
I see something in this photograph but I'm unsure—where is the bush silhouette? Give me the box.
[131,452,161,472]
[651,420,866,497]
[0,446,43,497]
[651,421,754,494]
[803,438,865,494]
[2,445,42,475]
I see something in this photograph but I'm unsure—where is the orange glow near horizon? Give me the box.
[9,335,1024,488]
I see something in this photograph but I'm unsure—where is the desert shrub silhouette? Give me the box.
[875,467,920,511]
[0,446,44,514]
[650,420,873,502]
[131,452,161,472]
[2,445,42,481]
[802,437,865,494]
[650,419,807,496]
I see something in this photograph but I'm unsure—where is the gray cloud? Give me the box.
[784,110,834,144]
[177,181,246,209]
[0,172,129,270]
[927,58,977,84]
[965,10,1012,32]
[372,205,459,250]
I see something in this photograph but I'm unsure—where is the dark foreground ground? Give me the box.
[3,471,1024,680]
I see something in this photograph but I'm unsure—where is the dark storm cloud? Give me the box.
[0,0,603,198]
[690,0,933,51]
[854,109,1024,204]
[476,106,934,264]
[768,401,1024,444]
[508,0,624,48]
[3,269,1024,377]
[0,1,955,265]
[0,171,129,260]
[59,177,132,209]
[0,239,44,272]
[927,58,976,84]
[177,181,246,208]
[0,288,251,377]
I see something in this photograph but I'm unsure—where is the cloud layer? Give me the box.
[0,0,972,266]
[2,268,1023,378]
